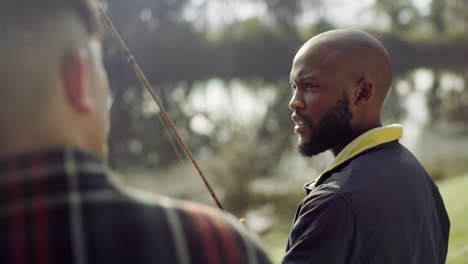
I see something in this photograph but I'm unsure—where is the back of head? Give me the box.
[0,0,103,155]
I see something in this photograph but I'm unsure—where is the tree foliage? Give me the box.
[102,0,468,208]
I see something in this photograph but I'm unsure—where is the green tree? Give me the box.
[430,0,447,33]
[373,0,420,32]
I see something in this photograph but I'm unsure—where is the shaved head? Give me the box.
[294,29,393,106]
[0,0,101,127]
[0,0,110,158]
[290,29,394,156]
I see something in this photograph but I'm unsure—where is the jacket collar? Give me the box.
[306,124,403,189]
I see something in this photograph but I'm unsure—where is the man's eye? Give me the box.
[304,83,318,89]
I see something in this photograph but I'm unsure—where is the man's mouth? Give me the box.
[292,113,308,135]
[294,120,304,126]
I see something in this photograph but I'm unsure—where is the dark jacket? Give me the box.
[282,140,450,264]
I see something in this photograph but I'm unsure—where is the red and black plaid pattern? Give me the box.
[0,148,271,264]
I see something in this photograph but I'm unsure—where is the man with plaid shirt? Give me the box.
[0,1,271,263]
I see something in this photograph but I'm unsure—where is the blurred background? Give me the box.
[99,0,468,262]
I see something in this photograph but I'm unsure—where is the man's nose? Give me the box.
[289,90,304,110]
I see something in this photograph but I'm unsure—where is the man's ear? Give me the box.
[354,78,373,105]
[63,51,94,113]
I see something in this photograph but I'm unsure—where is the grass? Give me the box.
[260,218,291,263]
[439,172,468,264]
[259,172,468,263]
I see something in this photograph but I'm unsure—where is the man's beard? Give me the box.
[298,91,354,157]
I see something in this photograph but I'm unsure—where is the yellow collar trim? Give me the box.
[315,124,403,184]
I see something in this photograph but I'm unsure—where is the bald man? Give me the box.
[0,1,271,263]
[283,29,449,264]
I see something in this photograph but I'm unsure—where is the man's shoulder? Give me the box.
[317,140,435,219]
[348,140,420,171]
[325,140,423,185]
[313,141,420,205]
[103,185,242,231]
[82,186,271,263]
[86,173,258,243]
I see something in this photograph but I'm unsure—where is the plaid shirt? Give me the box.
[0,147,271,264]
